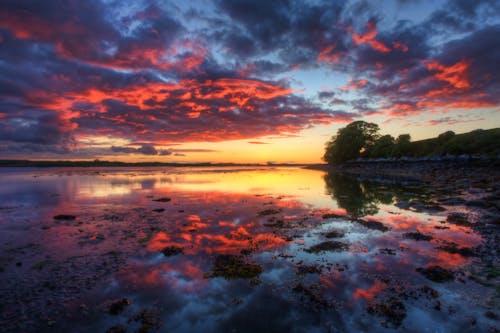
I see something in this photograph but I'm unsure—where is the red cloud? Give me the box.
[341,79,368,91]
[392,41,409,52]
[426,60,471,89]
[352,21,391,53]
[22,76,341,144]
[317,45,341,63]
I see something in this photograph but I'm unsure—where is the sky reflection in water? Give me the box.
[0,167,493,332]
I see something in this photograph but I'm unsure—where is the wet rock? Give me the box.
[109,298,131,315]
[296,264,321,275]
[53,214,76,220]
[161,246,184,257]
[103,214,124,222]
[106,325,127,333]
[367,296,406,328]
[257,209,280,216]
[263,216,285,228]
[304,241,349,253]
[322,213,342,219]
[205,254,262,279]
[485,311,498,320]
[409,200,446,213]
[379,248,396,255]
[434,225,450,230]
[403,231,433,241]
[437,242,476,257]
[323,230,344,238]
[292,282,332,308]
[419,285,439,299]
[152,197,171,202]
[416,266,454,283]
[152,208,165,213]
[446,212,472,226]
[130,309,161,333]
[353,219,389,232]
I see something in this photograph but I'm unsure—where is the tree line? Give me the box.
[323,121,500,164]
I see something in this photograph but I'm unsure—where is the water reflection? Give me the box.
[0,167,495,333]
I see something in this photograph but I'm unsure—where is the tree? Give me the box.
[368,134,395,158]
[437,131,455,143]
[323,121,380,164]
[392,134,411,157]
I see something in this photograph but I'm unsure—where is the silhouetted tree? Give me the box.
[393,134,411,157]
[367,134,395,158]
[323,121,380,164]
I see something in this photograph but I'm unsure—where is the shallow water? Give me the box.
[0,166,497,332]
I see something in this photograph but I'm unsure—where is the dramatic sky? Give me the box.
[1,0,499,163]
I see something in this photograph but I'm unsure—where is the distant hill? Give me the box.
[403,128,500,158]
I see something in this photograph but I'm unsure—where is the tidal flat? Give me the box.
[0,166,498,332]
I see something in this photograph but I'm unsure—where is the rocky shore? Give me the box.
[307,158,500,183]
[309,158,500,316]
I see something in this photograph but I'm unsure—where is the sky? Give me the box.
[0,0,499,163]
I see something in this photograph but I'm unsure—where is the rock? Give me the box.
[322,213,342,219]
[304,241,349,253]
[152,197,171,202]
[53,214,76,220]
[161,246,184,257]
[409,200,446,213]
[257,209,280,216]
[367,296,407,328]
[403,231,433,241]
[296,264,321,275]
[485,311,498,320]
[379,248,396,255]
[109,298,131,315]
[420,285,439,299]
[152,208,165,213]
[446,212,472,226]
[205,254,262,279]
[416,266,454,282]
[323,230,345,238]
[437,242,475,257]
[292,282,332,308]
[353,219,389,232]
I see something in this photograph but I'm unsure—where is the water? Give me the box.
[0,167,497,332]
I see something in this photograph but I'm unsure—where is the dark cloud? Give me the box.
[0,0,498,158]
[111,144,158,155]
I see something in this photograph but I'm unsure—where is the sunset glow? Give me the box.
[0,1,499,162]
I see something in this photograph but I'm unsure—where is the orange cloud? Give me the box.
[341,78,368,91]
[317,45,341,63]
[352,22,391,53]
[426,60,471,89]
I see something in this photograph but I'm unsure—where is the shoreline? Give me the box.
[306,158,500,183]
